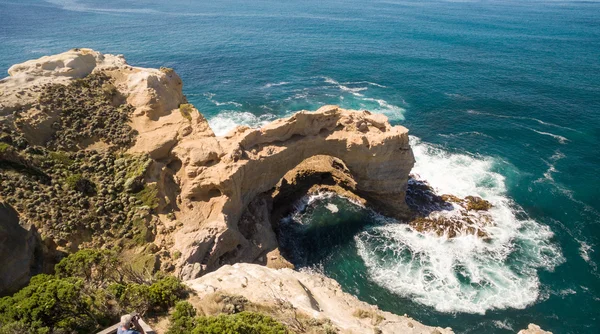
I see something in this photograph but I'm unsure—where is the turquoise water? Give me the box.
[1,0,599,332]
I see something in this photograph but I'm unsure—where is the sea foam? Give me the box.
[208,110,277,136]
[355,136,564,314]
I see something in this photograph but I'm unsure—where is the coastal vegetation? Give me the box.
[0,250,186,334]
[37,72,137,150]
[167,302,289,334]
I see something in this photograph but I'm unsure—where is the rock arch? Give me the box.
[171,105,415,280]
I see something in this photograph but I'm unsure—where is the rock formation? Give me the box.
[0,202,42,295]
[518,324,552,334]
[170,104,415,279]
[0,47,415,287]
[0,49,516,332]
[186,263,453,334]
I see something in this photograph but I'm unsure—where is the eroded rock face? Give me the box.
[171,105,415,279]
[185,263,453,334]
[1,49,416,288]
[0,202,42,295]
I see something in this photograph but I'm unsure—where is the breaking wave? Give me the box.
[354,136,564,314]
[203,92,243,107]
[208,110,277,136]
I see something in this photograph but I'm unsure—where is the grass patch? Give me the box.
[167,301,289,334]
[352,309,384,325]
[132,218,153,246]
[0,142,11,153]
[135,184,159,209]
[65,174,83,190]
[179,104,193,122]
[122,154,151,180]
[172,251,182,260]
[48,151,74,166]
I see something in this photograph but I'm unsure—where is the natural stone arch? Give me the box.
[171,106,415,280]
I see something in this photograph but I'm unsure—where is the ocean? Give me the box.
[1,0,599,332]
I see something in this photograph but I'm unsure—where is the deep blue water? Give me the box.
[1,0,599,333]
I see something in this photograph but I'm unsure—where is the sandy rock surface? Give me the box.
[186,263,453,334]
[518,324,553,334]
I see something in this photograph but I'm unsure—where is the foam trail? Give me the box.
[322,76,368,97]
[535,150,565,183]
[342,81,388,88]
[46,0,160,14]
[438,131,493,139]
[466,109,580,133]
[203,92,242,107]
[578,240,593,263]
[263,81,290,88]
[528,128,569,144]
[354,136,563,314]
[360,97,406,120]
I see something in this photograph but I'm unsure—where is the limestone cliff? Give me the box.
[0,49,445,332]
[0,202,42,295]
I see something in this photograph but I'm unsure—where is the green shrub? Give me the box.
[55,249,118,284]
[166,301,197,334]
[167,310,289,334]
[117,276,186,315]
[179,104,193,122]
[0,275,102,333]
[0,142,10,153]
[0,249,188,333]
[148,276,186,309]
[135,184,159,209]
[65,174,82,190]
[48,151,73,166]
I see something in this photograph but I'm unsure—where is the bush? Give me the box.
[148,276,186,309]
[116,276,186,315]
[166,308,289,334]
[166,301,197,334]
[0,275,101,333]
[135,184,159,209]
[0,142,11,153]
[0,250,188,333]
[65,174,82,190]
[179,104,193,121]
[55,249,118,285]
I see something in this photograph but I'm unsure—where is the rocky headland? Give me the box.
[0,49,548,333]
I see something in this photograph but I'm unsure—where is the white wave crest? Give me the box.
[203,92,242,107]
[528,128,569,144]
[263,81,290,88]
[322,76,368,97]
[535,150,566,183]
[355,136,564,314]
[578,240,593,263]
[46,0,159,14]
[208,111,277,136]
[466,110,580,133]
[438,131,493,139]
[360,97,406,120]
[342,81,388,88]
